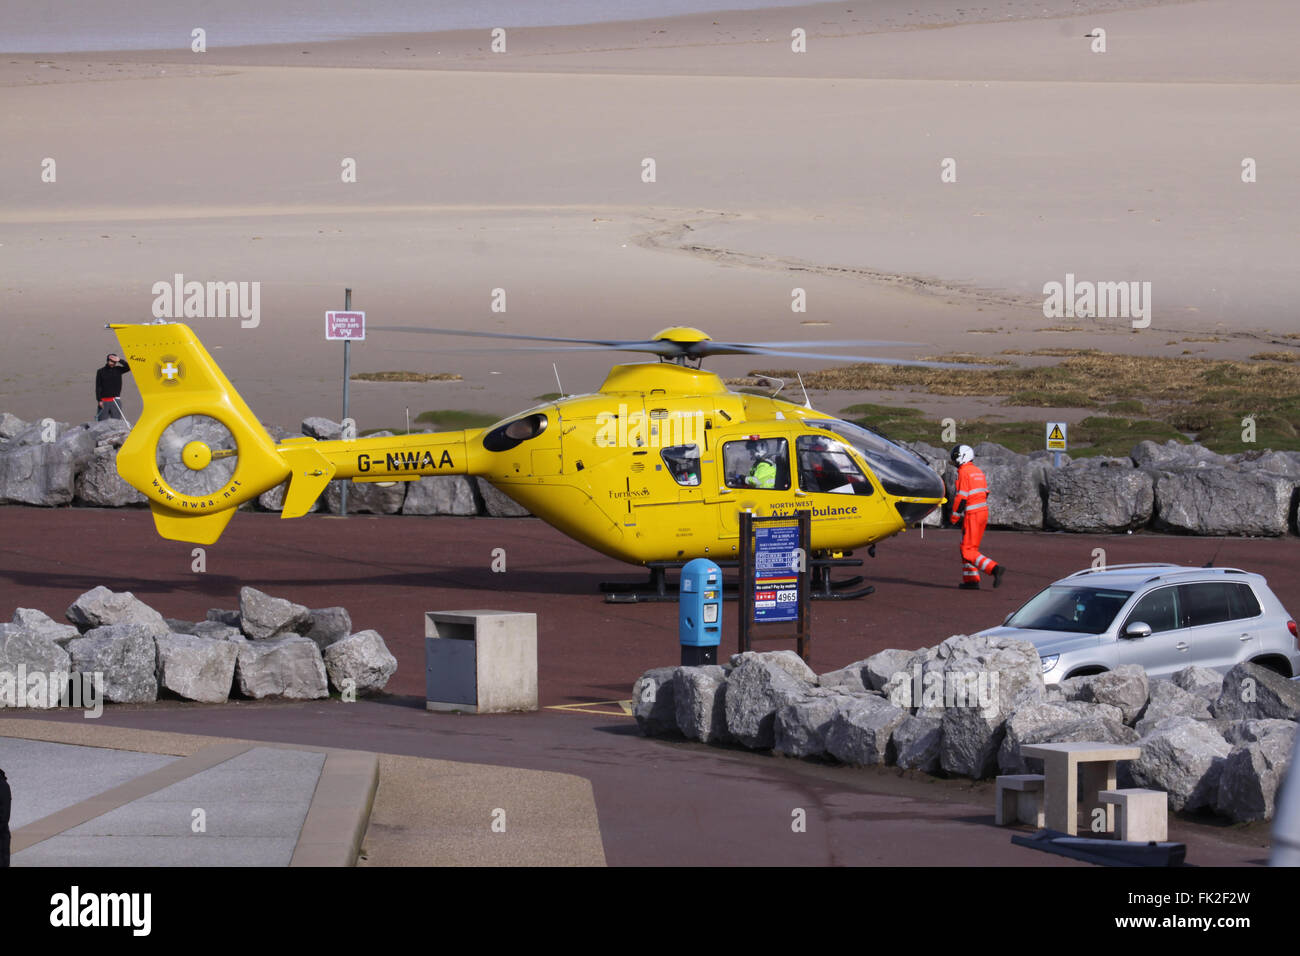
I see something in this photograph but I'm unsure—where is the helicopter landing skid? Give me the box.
[601,557,874,604]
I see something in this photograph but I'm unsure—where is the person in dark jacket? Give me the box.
[1,766,11,867]
[95,353,131,421]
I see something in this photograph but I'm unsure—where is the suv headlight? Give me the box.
[1040,654,1059,673]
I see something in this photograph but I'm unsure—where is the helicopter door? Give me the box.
[711,435,793,535]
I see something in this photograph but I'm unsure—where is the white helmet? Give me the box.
[950,444,974,466]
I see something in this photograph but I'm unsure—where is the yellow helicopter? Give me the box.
[109,322,952,596]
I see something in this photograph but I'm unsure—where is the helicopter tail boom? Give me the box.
[110,322,478,544]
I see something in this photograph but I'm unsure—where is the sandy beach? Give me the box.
[1,0,1297,430]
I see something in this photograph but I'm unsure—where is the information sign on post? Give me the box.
[325,311,366,340]
[738,510,812,662]
[1046,420,1068,468]
[327,295,364,516]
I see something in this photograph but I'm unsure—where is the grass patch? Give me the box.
[351,371,462,382]
[1101,399,1146,416]
[532,392,563,402]
[1006,390,1096,408]
[919,354,1015,366]
[413,409,500,428]
[1251,351,1300,363]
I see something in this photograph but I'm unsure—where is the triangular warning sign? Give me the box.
[1047,424,1065,441]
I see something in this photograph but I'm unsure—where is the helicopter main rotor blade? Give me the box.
[369,325,677,353]
[715,346,988,369]
[729,340,927,349]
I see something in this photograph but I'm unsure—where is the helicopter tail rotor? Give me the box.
[109,322,292,544]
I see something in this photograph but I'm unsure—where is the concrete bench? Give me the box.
[995,774,1045,827]
[1099,788,1168,842]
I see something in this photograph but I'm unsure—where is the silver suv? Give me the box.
[975,564,1299,685]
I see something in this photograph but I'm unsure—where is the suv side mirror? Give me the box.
[1123,621,1152,639]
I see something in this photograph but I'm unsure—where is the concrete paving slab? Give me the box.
[15,835,302,867]
[12,747,325,867]
[0,737,179,829]
[2,721,381,867]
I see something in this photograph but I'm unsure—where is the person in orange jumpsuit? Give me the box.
[949,445,1004,590]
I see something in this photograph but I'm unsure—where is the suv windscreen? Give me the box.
[1007,586,1134,635]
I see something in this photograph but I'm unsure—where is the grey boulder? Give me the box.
[75,447,148,506]
[303,606,352,650]
[66,623,159,703]
[0,426,95,505]
[774,692,854,758]
[1129,716,1230,812]
[825,695,909,766]
[1154,468,1292,536]
[980,457,1047,531]
[1059,665,1149,725]
[155,633,238,703]
[633,667,679,736]
[724,655,813,749]
[234,635,328,699]
[672,665,730,743]
[1214,720,1296,822]
[301,417,343,440]
[324,479,407,515]
[401,476,479,516]
[1212,662,1300,721]
[1045,462,1153,533]
[892,715,944,772]
[475,479,531,517]
[11,608,79,648]
[1134,679,1212,736]
[238,586,310,641]
[66,586,169,636]
[1171,665,1224,702]
[322,629,398,696]
[0,624,72,708]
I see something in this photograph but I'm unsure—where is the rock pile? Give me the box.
[0,413,530,517]
[0,585,398,708]
[905,439,1300,536]
[635,640,1297,824]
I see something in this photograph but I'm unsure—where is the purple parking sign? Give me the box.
[326,311,365,340]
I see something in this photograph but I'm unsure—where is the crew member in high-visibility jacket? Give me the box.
[949,445,1005,590]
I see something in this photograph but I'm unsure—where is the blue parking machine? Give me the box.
[679,558,723,665]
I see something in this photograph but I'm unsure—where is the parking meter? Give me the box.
[679,558,723,665]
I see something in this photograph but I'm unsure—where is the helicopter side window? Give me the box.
[797,436,874,496]
[660,444,701,486]
[482,413,548,452]
[722,438,790,491]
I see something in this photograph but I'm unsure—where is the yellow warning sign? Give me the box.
[546,699,634,717]
[1046,421,1068,451]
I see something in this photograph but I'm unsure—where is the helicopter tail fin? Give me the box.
[110,322,291,544]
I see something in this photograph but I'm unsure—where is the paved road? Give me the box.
[2,507,1297,706]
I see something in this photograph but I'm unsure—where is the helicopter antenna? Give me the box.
[759,375,786,399]
[552,363,565,398]
[798,373,812,409]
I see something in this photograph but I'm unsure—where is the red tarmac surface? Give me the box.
[1,506,1293,865]
[3,507,1298,706]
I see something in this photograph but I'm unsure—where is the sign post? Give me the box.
[1046,421,1068,469]
[738,510,812,663]
[326,293,365,516]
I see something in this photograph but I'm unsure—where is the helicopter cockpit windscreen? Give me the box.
[810,419,945,500]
